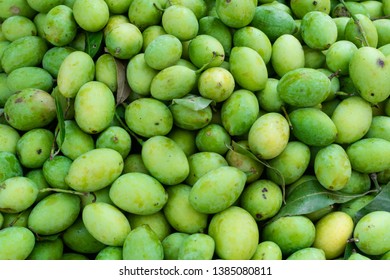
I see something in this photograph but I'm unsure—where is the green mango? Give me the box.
[72,0,109,32]
[256,78,285,112]
[3,88,56,131]
[0,124,20,154]
[346,138,390,173]
[331,96,372,144]
[122,224,164,260]
[74,81,116,134]
[229,46,268,91]
[248,112,290,160]
[65,148,123,192]
[290,0,331,19]
[1,15,37,42]
[0,72,13,106]
[162,5,199,41]
[354,211,390,256]
[287,248,326,260]
[272,34,305,77]
[127,211,172,242]
[123,154,149,175]
[262,215,316,256]
[6,66,54,93]
[27,0,65,13]
[365,116,390,141]
[42,156,72,190]
[62,217,106,254]
[197,67,235,102]
[0,0,37,20]
[195,123,231,155]
[96,126,132,159]
[27,237,64,260]
[215,0,256,28]
[163,184,208,234]
[95,53,117,93]
[95,246,123,260]
[277,68,331,107]
[178,233,215,260]
[189,166,246,214]
[169,102,212,130]
[188,34,225,69]
[314,144,352,191]
[251,241,282,260]
[0,227,35,260]
[43,5,77,47]
[162,232,190,260]
[251,5,297,42]
[28,193,81,235]
[128,0,165,31]
[125,97,173,138]
[221,89,259,136]
[300,11,337,50]
[141,135,189,185]
[57,50,95,98]
[198,16,232,56]
[141,25,167,51]
[267,141,311,185]
[167,127,197,157]
[82,202,131,246]
[109,172,168,215]
[126,53,158,96]
[340,170,371,195]
[374,19,390,48]
[105,22,142,59]
[0,176,38,213]
[344,14,378,48]
[1,35,47,74]
[325,40,358,76]
[209,206,259,260]
[16,128,54,169]
[289,108,337,146]
[240,179,283,221]
[144,34,182,70]
[56,120,94,161]
[42,46,74,78]
[150,65,197,101]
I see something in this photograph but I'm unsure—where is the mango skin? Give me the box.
[248,112,290,160]
[82,202,131,247]
[109,172,168,215]
[74,81,116,134]
[277,68,331,107]
[178,233,215,260]
[28,193,81,235]
[262,215,316,256]
[1,35,48,74]
[0,227,35,260]
[122,224,164,260]
[4,88,56,131]
[313,211,354,259]
[353,211,390,256]
[57,50,95,98]
[65,148,124,192]
[346,138,390,173]
[208,206,259,260]
[189,166,246,214]
[142,136,190,186]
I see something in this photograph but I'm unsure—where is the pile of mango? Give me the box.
[1,0,390,260]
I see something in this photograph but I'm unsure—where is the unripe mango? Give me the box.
[65,148,124,192]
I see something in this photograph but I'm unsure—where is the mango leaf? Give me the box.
[115,58,131,106]
[229,141,286,203]
[354,182,390,222]
[268,179,378,223]
[85,31,103,58]
[172,94,214,111]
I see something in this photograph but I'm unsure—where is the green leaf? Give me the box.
[268,179,377,223]
[354,182,390,222]
[115,58,131,106]
[85,31,103,58]
[172,94,214,111]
